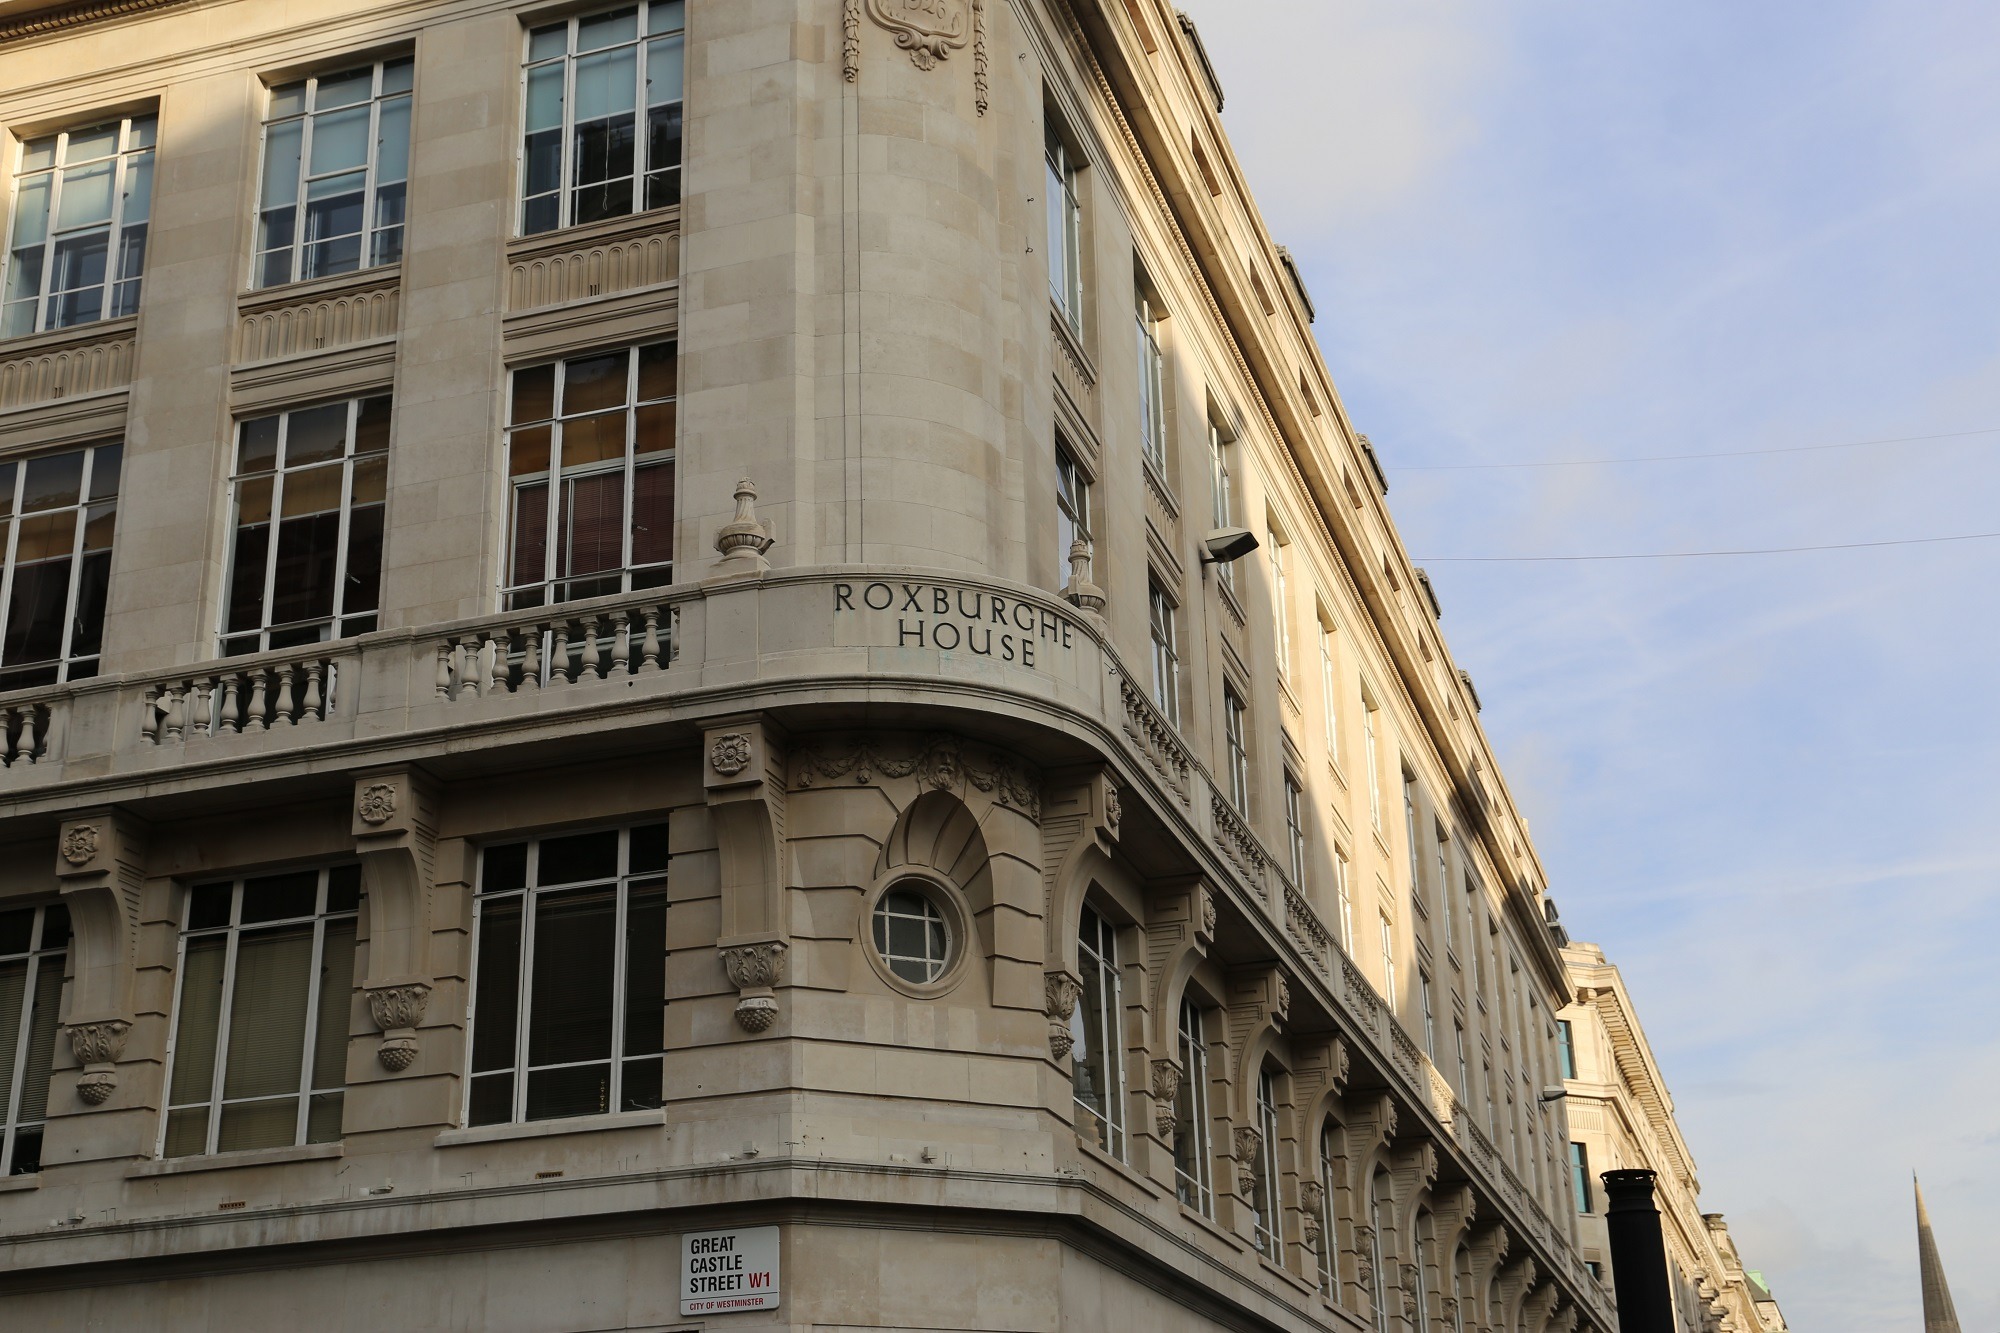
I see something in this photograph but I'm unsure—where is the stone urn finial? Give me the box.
[1063,538,1105,614]
[715,478,775,572]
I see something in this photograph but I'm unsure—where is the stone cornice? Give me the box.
[0,0,189,44]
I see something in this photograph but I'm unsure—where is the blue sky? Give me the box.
[1176,2,2000,1327]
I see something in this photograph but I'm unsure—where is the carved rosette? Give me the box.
[720,940,789,1033]
[1044,972,1081,1060]
[60,824,99,866]
[356,782,397,826]
[67,1019,131,1105]
[709,732,753,777]
[1299,1179,1326,1246]
[864,0,970,70]
[366,982,431,1072]
[1150,1059,1181,1137]
[1232,1124,1262,1196]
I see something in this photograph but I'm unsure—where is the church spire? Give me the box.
[1915,1176,1962,1333]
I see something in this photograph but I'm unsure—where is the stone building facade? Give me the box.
[0,0,1615,1329]
[1557,944,1790,1333]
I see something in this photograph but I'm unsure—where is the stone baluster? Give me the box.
[455,639,479,701]
[2,707,18,765]
[302,661,323,721]
[579,615,601,679]
[245,668,269,731]
[435,644,452,700]
[273,663,297,726]
[519,624,543,690]
[163,685,185,741]
[479,636,499,696]
[140,687,158,745]
[218,673,242,733]
[191,678,212,738]
[640,607,661,671]
[15,706,36,763]
[551,622,572,685]
[610,610,630,676]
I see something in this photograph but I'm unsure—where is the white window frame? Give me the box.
[221,397,389,655]
[1071,903,1126,1158]
[1223,682,1251,813]
[1316,1122,1340,1299]
[1148,578,1180,726]
[1318,620,1340,762]
[1208,419,1235,589]
[159,865,359,1158]
[1268,529,1291,678]
[1334,845,1354,951]
[1056,441,1091,577]
[1252,1068,1284,1262]
[466,824,669,1127]
[0,902,69,1175]
[1362,692,1383,832]
[251,57,413,289]
[1,113,155,338]
[0,440,121,688]
[503,342,678,609]
[519,0,688,236]
[1284,773,1307,887]
[1378,911,1397,1011]
[1045,119,1083,331]
[1436,823,1454,950]
[1403,771,1422,895]
[1173,997,1213,1215]
[1136,287,1167,472]
[1419,965,1437,1058]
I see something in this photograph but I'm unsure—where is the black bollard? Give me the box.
[1601,1168,1674,1333]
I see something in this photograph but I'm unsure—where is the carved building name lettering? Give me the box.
[834,581,1076,668]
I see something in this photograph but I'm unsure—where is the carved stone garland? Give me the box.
[795,733,1042,820]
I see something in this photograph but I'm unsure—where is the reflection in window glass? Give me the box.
[0,442,121,688]
[0,902,70,1174]
[505,343,676,608]
[468,825,668,1127]
[2,115,155,337]
[161,867,359,1158]
[254,59,414,288]
[1070,904,1123,1158]
[1172,998,1211,1214]
[521,1,686,235]
[223,397,390,655]
[872,886,949,984]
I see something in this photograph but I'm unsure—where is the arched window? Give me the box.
[1251,1067,1284,1260]
[1370,1171,1393,1333]
[1071,905,1124,1157]
[1315,1121,1341,1299]
[1172,998,1213,1214]
[1413,1213,1434,1329]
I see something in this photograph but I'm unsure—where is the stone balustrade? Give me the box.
[0,699,50,765]
[436,599,676,699]
[141,648,343,743]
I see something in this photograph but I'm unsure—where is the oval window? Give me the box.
[872,884,950,985]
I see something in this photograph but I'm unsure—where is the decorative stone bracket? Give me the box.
[352,768,438,1073]
[1352,1222,1376,1288]
[719,937,788,1032]
[365,982,432,1071]
[1299,1178,1326,1247]
[1044,970,1081,1060]
[1232,1124,1262,1197]
[1150,1058,1181,1137]
[55,809,146,1107]
[68,1018,131,1105]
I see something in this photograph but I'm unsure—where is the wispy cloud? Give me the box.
[1180,2,2000,1328]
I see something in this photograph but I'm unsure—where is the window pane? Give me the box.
[381,58,414,96]
[540,830,619,884]
[313,67,374,111]
[648,0,685,34]
[269,82,308,118]
[220,924,313,1100]
[527,887,616,1067]
[561,409,628,469]
[241,870,320,924]
[121,152,153,224]
[312,918,356,1091]
[375,97,411,184]
[306,1092,344,1144]
[471,898,522,1074]
[308,105,372,174]
[629,459,674,567]
[578,8,638,51]
[0,962,22,1122]
[560,472,625,578]
[22,450,83,512]
[169,935,228,1108]
[3,557,73,668]
[8,174,51,250]
[56,160,115,230]
[509,481,549,589]
[69,547,111,658]
[623,884,666,1056]
[512,366,557,425]
[528,25,568,63]
[525,1062,611,1121]
[218,1096,299,1153]
[637,342,677,400]
[646,34,684,105]
[343,487,385,617]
